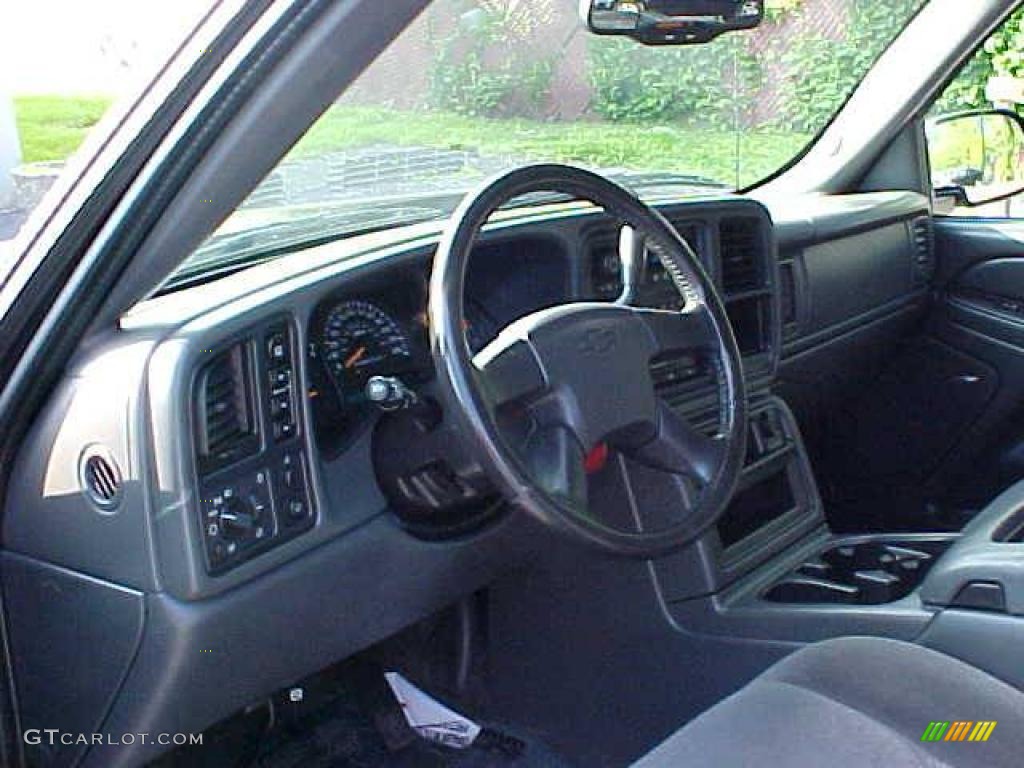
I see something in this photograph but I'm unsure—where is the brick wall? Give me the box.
[341,0,855,124]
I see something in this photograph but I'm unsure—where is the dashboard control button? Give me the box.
[219,497,259,539]
[273,420,296,441]
[197,321,314,575]
[211,541,227,562]
[270,367,292,390]
[267,331,290,363]
[271,392,292,418]
[287,498,307,521]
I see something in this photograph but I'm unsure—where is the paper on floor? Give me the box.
[384,671,482,750]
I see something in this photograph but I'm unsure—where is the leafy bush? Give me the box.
[431,47,514,117]
[932,6,1024,117]
[587,36,759,127]
[428,0,554,118]
[777,0,924,131]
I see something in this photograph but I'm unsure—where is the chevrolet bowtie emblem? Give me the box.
[579,327,617,355]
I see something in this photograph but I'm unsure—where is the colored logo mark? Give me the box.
[921,721,996,742]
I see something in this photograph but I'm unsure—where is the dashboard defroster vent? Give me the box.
[195,344,259,474]
[719,218,762,294]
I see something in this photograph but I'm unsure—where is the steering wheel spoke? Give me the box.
[633,306,715,358]
[630,402,725,487]
[473,334,548,409]
[520,423,588,511]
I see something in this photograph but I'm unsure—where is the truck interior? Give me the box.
[4,0,1024,766]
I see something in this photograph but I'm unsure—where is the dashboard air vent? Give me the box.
[910,216,935,285]
[196,344,258,473]
[80,447,123,511]
[719,218,761,294]
[651,354,715,407]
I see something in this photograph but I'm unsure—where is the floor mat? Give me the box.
[251,683,572,768]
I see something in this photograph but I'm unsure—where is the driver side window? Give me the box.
[927,7,1024,218]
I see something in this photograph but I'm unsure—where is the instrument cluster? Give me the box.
[309,237,573,454]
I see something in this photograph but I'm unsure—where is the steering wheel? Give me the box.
[428,164,747,558]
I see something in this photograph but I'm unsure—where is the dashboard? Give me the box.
[1,189,935,768]
[139,198,781,588]
[308,213,777,463]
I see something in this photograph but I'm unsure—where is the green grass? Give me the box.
[14,95,113,163]
[297,106,810,188]
[13,97,810,188]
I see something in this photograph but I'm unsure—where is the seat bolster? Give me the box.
[633,676,944,768]
[633,637,1024,768]
[763,636,1024,754]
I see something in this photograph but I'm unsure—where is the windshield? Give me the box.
[176,0,926,287]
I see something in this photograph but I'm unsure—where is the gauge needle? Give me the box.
[344,346,367,369]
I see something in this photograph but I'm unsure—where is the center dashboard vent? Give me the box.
[650,353,716,407]
[195,344,259,474]
[719,217,762,294]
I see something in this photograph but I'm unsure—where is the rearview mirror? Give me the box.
[580,0,764,45]
[927,109,1024,211]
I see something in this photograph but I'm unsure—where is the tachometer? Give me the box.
[320,300,412,399]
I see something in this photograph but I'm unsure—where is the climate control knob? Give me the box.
[219,497,261,540]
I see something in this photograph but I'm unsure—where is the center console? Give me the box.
[650,387,1024,672]
[647,392,967,645]
[764,535,952,605]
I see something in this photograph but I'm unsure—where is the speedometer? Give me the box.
[320,301,412,398]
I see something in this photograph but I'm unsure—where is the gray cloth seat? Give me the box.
[633,636,1024,768]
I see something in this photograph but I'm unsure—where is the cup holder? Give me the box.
[763,538,954,605]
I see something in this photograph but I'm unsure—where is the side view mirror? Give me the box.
[580,0,764,46]
[927,109,1024,211]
